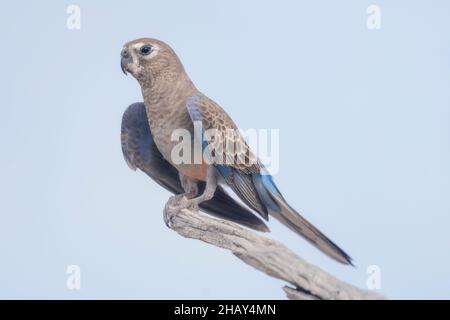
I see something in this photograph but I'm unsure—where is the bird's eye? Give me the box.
[140,45,153,55]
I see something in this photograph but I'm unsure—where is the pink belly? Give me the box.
[177,163,208,181]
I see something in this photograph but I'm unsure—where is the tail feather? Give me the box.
[254,174,353,265]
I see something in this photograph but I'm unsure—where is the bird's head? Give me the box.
[121,38,185,85]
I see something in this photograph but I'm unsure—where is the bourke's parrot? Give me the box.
[120,38,353,265]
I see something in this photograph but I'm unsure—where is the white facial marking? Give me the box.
[132,42,160,59]
[124,42,160,75]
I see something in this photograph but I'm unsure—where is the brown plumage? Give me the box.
[121,38,353,265]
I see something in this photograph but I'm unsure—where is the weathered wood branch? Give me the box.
[164,204,385,300]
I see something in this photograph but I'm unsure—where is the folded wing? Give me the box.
[121,102,269,232]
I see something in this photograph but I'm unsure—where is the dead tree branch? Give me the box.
[164,204,385,300]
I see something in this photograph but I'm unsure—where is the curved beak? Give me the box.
[120,48,132,75]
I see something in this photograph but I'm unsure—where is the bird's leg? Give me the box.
[176,173,200,199]
[164,173,199,227]
[167,173,199,208]
[164,167,218,227]
[184,166,218,211]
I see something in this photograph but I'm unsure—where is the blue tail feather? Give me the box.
[251,174,281,212]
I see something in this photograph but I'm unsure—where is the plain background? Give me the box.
[1,1,449,299]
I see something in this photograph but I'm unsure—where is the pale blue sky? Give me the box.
[1,1,449,299]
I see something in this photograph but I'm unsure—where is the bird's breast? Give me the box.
[145,101,207,181]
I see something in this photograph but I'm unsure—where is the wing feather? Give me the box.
[121,102,269,232]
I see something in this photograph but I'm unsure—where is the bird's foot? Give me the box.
[164,194,200,228]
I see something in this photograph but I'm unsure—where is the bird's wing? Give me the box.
[186,95,353,265]
[187,94,269,219]
[121,102,269,232]
[186,95,261,174]
[121,102,181,193]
